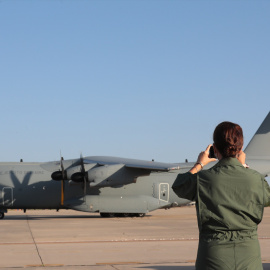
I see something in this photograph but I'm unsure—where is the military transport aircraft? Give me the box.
[0,112,269,219]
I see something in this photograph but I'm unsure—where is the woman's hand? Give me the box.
[237,150,246,165]
[189,144,217,174]
[196,144,217,167]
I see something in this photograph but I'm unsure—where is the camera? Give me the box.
[209,146,215,158]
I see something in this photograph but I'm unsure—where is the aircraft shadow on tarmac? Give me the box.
[5,215,102,220]
[5,214,151,220]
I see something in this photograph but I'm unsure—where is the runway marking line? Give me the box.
[96,262,143,265]
[26,264,64,267]
[0,238,199,245]
[0,237,269,246]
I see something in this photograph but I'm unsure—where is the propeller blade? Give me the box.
[61,157,65,177]
[80,154,87,197]
[60,156,65,206]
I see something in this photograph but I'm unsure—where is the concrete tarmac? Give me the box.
[0,206,269,270]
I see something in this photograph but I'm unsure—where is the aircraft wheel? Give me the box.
[100,213,110,218]
[0,212,4,219]
[136,213,145,217]
[100,213,115,218]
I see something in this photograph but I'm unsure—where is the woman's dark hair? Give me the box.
[213,121,243,158]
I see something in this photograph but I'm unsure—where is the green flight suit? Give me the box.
[172,158,270,270]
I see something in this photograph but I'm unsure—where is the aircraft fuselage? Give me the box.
[0,160,190,217]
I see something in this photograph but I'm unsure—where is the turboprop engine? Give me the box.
[87,164,126,187]
[71,164,137,187]
[51,163,96,181]
[51,157,148,188]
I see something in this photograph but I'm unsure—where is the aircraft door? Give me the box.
[159,183,169,202]
[2,187,13,207]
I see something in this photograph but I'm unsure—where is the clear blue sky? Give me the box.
[0,0,269,164]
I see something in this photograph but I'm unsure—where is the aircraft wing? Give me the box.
[83,156,180,171]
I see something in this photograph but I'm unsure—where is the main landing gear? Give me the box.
[0,210,7,219]
[100,212,145,218]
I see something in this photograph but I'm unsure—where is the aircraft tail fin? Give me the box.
[245,111,270,159]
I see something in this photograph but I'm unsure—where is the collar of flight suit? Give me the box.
[213,157,244,169]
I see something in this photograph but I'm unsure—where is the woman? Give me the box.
[172,121,270,270]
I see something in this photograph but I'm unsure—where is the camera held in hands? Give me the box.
[209,146,215,159]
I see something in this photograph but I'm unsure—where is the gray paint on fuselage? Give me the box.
[0,161,189,212]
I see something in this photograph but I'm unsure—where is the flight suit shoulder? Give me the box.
[172,172,197,201]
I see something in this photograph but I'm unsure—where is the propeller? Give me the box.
[69,154,88,196]
[53,154,96,201]
[51,156,67,180]
[51,155,67,206]
[71,155,86,182]
[80,154,87,197]
[60,156,66,205]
